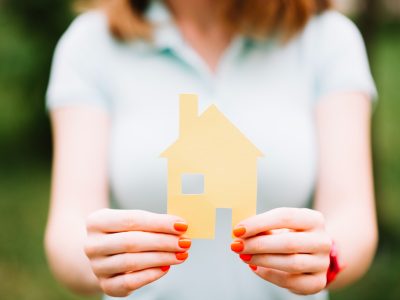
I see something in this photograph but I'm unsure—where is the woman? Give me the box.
[45,0,378,299]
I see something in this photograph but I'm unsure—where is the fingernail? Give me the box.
[239,254,252,262]
[231,241,244,253]
[176,252,189,260]
[233,227,246,238]
[249,265,257,271]
[174,222,188,232]
[160,266,170,272]
[178,238,191,249]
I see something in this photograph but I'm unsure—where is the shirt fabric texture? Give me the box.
[46,1,377,299]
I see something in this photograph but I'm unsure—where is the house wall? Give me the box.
[166,157,258,238]
[166,160,216,239]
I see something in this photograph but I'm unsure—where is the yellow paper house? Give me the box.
[161,94,263,239]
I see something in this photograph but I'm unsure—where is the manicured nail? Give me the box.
[160,266,170,272]
[240,254,252,262]
[174,222,188,232]
[233,227,246,238]
[249,265,257,271]
[178,238,192,249]
[231,241,244,253]
[176,252,189,260]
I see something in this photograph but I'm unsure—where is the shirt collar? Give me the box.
[143,0,249,79]
[144,0,184,51]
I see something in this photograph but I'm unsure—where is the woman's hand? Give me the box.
[84,209,191,297]
[231,207,332,295]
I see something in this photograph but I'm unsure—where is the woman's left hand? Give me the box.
[231,207,332,295]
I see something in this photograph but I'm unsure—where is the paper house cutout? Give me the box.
[160,94,263,239]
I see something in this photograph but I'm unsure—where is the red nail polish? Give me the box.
[160,266,170,272]
[178,238,191,249]
[176,252,189,260]
[174,222,188,232]
[233,227,246,238]
[249,265,257,271]
[231,241,244,253]
[240,254,252,261]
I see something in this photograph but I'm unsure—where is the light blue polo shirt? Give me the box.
[46,1,376,299]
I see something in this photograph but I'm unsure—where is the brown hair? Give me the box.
[79,0,332,41]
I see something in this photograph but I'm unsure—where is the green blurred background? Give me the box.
[0,0,399,299]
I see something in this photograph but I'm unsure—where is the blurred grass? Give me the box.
[0,163,99,300]
[0,18,399,300]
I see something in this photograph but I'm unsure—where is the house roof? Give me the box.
[160,104,263,159]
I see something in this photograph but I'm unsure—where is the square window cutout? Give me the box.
[181,174,204,195]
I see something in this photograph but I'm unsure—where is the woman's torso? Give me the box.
[47,1,376,298]
[107,5,321,298]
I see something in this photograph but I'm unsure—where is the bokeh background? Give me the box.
[0,0,399,299]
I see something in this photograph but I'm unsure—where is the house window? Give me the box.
[181,174,204,195]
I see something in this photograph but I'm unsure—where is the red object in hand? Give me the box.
[326,241,342,286]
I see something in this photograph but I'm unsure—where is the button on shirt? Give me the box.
[46,1,376,299]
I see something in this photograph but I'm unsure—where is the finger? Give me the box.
[236,231,331,254]
[85,231,191,257]
[86,208,188,235]
[252,267,292,289]
[99,267,167,297]
[92,252,189,277]
[255,268,326,295]
[233,208,325,238]
[242,253,330,274]
[287,272,327,295]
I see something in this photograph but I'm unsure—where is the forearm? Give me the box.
[314,93,377,289]
[45,213,101,295]
[321,202,378,289]
[46,108,110,294]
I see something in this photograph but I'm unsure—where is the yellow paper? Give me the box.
[161,94,263,239]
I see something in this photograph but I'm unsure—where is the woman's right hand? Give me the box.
[84,208,191,297]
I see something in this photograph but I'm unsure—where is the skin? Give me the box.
[232,93,377,294]
[45,0,378,296]
[165,0,233,72]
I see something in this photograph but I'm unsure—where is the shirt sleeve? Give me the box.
[46,11,111,112]
[312,11,377,102]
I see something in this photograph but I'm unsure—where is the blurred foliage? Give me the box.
[0,0,399,299]
[0,0,72,166]
[0,164,99,300]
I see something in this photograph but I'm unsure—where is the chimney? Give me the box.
[179,94,198,138]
